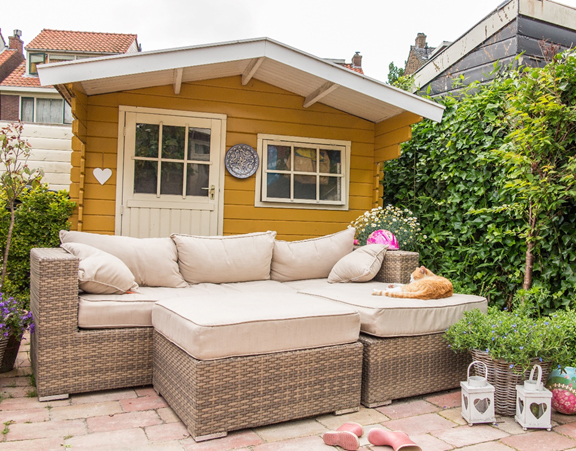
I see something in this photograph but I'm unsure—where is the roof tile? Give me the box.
[0,63,45,88]
[26,29,137,54]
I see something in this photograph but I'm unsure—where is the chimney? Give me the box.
[8,30,23,55]
[415,33,427,49]
[352,51,362,68]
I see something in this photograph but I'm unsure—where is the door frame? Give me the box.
[116,105,227,236]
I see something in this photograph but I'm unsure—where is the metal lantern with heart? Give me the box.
[515,364,553,431]
[460,361,496,425]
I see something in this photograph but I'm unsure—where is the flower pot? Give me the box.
[546,367,576,415]
[0,334,21,373]
[470,349,552,416]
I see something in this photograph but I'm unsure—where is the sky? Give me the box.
[4,0,576,82]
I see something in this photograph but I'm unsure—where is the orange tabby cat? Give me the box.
[372,266,453,300]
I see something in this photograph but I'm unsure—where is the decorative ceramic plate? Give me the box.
[225,144,259,179]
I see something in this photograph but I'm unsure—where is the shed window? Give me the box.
[256,134,350,210]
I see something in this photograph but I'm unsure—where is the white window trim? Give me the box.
[20,96,70,124]
[254,133,351,211]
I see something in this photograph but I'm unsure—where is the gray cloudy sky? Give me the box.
[4,0,576,82]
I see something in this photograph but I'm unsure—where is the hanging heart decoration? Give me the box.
[93,168,112,185]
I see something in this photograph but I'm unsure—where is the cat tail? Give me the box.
[384,290,428,299]
[372,289,384,296]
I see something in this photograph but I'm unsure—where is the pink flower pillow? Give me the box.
[366,229,399,249]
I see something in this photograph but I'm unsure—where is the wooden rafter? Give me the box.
[303,82,339,108]
[242,57,264,85]
[173,68,183,95]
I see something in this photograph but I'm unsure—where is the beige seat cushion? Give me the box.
[61,242,139,295]
[328,244,387,283]
[78,281,295,328]
[171,231,276,284]
[152,293,360,360]
[271,228,355,282]
[285,279,487,337]
[60,230,187,288]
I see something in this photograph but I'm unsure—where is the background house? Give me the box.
[38,38,444,239]
[411,0,576,97]
[0,29,139,190]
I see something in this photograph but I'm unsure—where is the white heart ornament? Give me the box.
[93,168,112,185]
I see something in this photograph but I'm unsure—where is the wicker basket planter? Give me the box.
[353,247,419,285]
[0,335,21,373]
[470,349,552,416]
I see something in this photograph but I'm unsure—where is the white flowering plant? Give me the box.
[350,205,423,251]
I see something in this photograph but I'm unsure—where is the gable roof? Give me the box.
[26,29,138,54]
[0,62,43,87]
[38,37,444,123]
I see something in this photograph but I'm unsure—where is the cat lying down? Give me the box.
[372,266,453,300]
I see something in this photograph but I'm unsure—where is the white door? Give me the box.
[118,109,225,238]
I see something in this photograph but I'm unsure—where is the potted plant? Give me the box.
[0,293,33,372]
[445,304,575,415]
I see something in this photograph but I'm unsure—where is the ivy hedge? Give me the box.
[383,54,576,311]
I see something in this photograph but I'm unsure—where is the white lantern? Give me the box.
[461,361,496,425]
[515,364,552,431]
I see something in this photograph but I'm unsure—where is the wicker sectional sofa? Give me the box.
[30,228,487,441]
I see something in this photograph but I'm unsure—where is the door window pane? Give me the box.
[320,177,341,201]
[36,99,63,124]
[267,173,290,198]
[267,145,291,171]
[135,124,159,157]
[134,160,157,194]
[188,128,211,161]
[162,125,185,160]
[21,98,34,122]
[186,164,210,196]
[160,162,184,195]
[293,148,316,173]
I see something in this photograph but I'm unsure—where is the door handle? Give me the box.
[201,185,215,200]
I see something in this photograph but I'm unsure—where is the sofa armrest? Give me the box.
[30,248,79,336]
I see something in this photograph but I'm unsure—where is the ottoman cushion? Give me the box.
[152,293,360,360]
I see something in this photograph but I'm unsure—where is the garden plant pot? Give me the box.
[471,349,552,416]
[546,367,576,415]
[0,334,21,373]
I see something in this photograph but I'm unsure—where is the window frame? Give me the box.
[255,134,351,211]
[19,96,71,124]
[29,53,46,75]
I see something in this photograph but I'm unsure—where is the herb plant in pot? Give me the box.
[445,306,575,416]
[0,294,33,372]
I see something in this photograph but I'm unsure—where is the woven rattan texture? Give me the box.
[153,331,363,438]
[373,251,419,284]
[359,332,469,407]
[470,349,552,416]
[30,248,153,398]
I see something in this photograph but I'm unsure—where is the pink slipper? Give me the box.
[323,422,363,450]
[368,429,421,451]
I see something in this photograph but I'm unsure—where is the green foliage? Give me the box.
[383,54,576,310]
[0,185,75,308]
[444,306,576,372]
[387,61,405,85]
[350,205,422,251]
[393,75,416,92]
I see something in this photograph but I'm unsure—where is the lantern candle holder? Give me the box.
[460,361,496,425]
[515,364,552,431]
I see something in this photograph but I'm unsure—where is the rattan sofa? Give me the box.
[30,230,486,439]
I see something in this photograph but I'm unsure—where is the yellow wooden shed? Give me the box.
[38,38,444,240]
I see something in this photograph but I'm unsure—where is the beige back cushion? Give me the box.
[328,244,387,283]
[271,228,355,282]
[60,230,187,288]
[61,242,139,295]
[171,231,277,284]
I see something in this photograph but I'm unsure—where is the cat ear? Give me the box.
[420,266,426,274]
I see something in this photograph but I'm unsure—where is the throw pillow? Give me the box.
[328,244,387,283]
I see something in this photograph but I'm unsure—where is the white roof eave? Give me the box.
[38,37,445,123]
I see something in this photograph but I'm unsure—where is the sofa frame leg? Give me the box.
[334,407,360,415]
[38,394,69,402]
[363,400,392,408]
[191,431,227,442]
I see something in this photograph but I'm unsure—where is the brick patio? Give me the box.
[3,337,576,450]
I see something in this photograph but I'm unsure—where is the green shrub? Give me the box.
[0,185,75,308]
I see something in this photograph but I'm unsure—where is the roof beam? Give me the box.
[173,67,183,95]
[242,57,264,85]
[303,82,339,108]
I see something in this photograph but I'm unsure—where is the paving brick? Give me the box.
[0,396,70,410]
[377,399,440,419]
[0,436,64,450]
[384,412,457,435]
[493,415,526,435]
[181,430,264,450]
[438,407,468,426]
[6,418,87,441]
[136,386,159,397]
[407,433,454,451]
[554,422,576,439]
[425,390,462,409]
[456,442,515,450]
[146,421,190,441]
[49,400,123,420]
[71,388,137,405]
[253,435,329,451]
[358,424,392,446]
[65,427,149,449]
[0,376,30,387]
[121,395,168,412]
[554,411,576,425]
[123,442,185,451]
[500,430,576,450]
[0,386,33,398]
[158,406,180,423]
[316,406,389,430]
[0,407,49,423]
[254,418,328,442]
[87,410,163,432]
[431,424,509,447]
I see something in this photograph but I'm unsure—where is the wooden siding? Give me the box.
[67,76,419,240]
